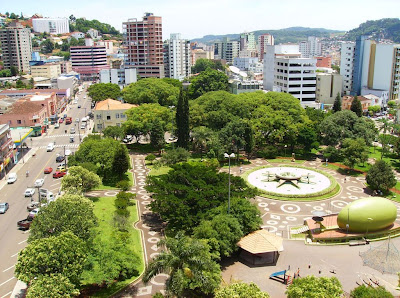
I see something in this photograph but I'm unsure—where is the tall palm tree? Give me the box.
[142,232,221,297]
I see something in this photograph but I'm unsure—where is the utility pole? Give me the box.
[64,146,67,171]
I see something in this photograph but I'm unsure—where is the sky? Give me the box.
[3,0,400,40]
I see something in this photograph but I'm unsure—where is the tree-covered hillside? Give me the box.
[70,18,120,35]
[192,27,343,44]
[344,18,400,42]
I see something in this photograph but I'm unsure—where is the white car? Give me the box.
[29,208,40,218]
[65,149,72,156]
[34,178,45,187]
[24,188,36,197]
[7,173,17,184]
[47,143,55,152]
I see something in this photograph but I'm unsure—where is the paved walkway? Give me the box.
[87,154,167,297]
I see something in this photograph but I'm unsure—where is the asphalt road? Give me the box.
[0,83,92,298]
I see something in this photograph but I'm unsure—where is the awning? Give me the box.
[237,229,284,254]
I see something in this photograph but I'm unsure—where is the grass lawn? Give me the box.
[147,162,171,176]
[267,158,305,164]
[94,170,134,190]
[81,196,144,297]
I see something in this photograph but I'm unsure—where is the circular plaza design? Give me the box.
[247,166,332,197]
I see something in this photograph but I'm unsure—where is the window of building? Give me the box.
[17,120,22,124]
[107,115,111,120]
[97,124,103,130]
[96,114,102,119]
[116,113,120,118]
[121,113,125,118]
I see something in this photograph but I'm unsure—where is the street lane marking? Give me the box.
[50,182,60,187]
[18,239,27,245]
[0,277,15,287]
[11,252,19,258]
[0,291,12,298]
[2,265,14,273]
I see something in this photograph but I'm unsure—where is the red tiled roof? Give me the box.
[5,100,44,115]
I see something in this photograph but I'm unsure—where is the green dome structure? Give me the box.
[337,197,397,233]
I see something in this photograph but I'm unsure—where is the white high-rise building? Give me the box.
[263,44,317,104]
[164,33,191,80]
[32,18,70,34]
[340,42,355,95]
[299,36,322,58]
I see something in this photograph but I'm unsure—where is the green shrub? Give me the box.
[257,146,278,159]
[145,154,157,164]
[116,180,130,191]
[323,146,342,162]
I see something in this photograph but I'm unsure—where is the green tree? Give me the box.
[323,146,342,162]
[297,126,319,153]
[215,282,270,298]
[176,87,190,149]
[15,232,87,286]
[341,138,369,169]
[40,39,54,54]
[193,214,243,260]
[145,153,157,164]
[351,95,363,117]
[219,119,250,160]
[123,120,144,143]
[191,58,224,73]
[10,66,18,76]
[103,125,125,140]
[29,194,97,242]
[16,79,26,88]
[0,69,12,77]
[160,147,190,165]
[320,110,377,146]
[366,160,396,192]
[350,284,393,298]
[150,119,166,150]
[368,105,381,115]
[87,83,121,102]
[244,124,255,159]
[332,92,342,113]
[123,78,179,106]
[27,273,80,298]
[191,126,217,155]
[61,166,101,194]
[286,276,343,298]
[143,232,221,297]
[188,68,229,99]
[162,77,183,88]
[146,162,256,233]
[112,144,130,179]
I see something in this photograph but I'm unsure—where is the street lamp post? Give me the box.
[284,145,287,158]
[224,153,235,214]
[366,217,373,239]
[325,158,328,167]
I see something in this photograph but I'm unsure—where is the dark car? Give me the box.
[53,171,67,178]
[78,105,81,108]
[0,202,9,214]
[56,155,65,163]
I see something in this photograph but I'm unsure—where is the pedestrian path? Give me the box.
[44,133,83,138]
[36,144,80,149]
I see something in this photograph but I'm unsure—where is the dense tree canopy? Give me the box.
[29,194,97,243]
[88,83,121,102]
[366,160,397,192]
[61,166,102,194]
[351,96,363,117]
[215,282,270,298]
[143,232,221,297]
[286,276,343,298]
[341,138,369,169]
[191,58,224,73]
[188,69,229,99]
[350,284,393,298]
[146,162,257,233]
[123,78,179,106]
[320,110,377,146]
[27,273,80,298]
[70,18,120,35]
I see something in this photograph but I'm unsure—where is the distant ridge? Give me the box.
[191,27,344,44]
[344,18,400,43]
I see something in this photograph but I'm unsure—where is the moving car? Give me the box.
[44,167,53,174]
[75,118,79,123]
[56,155,65,163]
[53,171,66,178]
[65,117,72,124]
[59,118,64,123]
[0,203,9,214]
[78,105,81,108]
[70,127,76,134]
[7,173,17,184]
[24,188,35,197]
[54,123,60,128]
[47,143,55,152]
[34,178,45,187]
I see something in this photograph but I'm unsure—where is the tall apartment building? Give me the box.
[263,44,317,104]
[240,32,256,51]
[0,22,32,73]
[340,42,355,94]
[316,72,343,105]
[123,13,164,78]
[341,36,400,101]
[258,33,274,60]
[163,33,191,80]
[214,38,240,64]
[299,36,322,58]
[32,18,70,34]
[70,46,109,80]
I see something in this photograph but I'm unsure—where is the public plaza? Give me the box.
[221,157,400,297]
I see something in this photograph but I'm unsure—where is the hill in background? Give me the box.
[344,18,400,42]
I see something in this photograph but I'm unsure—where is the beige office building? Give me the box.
[316,72,343,105]
[30,63,62,79]
[94,99,137,132]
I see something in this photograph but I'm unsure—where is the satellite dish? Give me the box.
[239,71,248,78]
[312,216,324,222]
[229,66,240,74]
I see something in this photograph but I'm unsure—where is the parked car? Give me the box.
[17,216,33,230]
[54,123,60,128]
[78,105,81,108]
[0,203,9,214]
[56,165,66,172]
[65,117,72,124]
[7,173,17,184]
[53,171,67,178]
[27,202,40,211]
[34,178,45,187]
[44,167,53,174]
[29,208,40,218]
[65,149,72,156]
[123,135,133,143]
[70,127,76,134]
[47,143,55,152]
[59,118,64,123]
[24,188,35,197]
[56,155,65,163]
